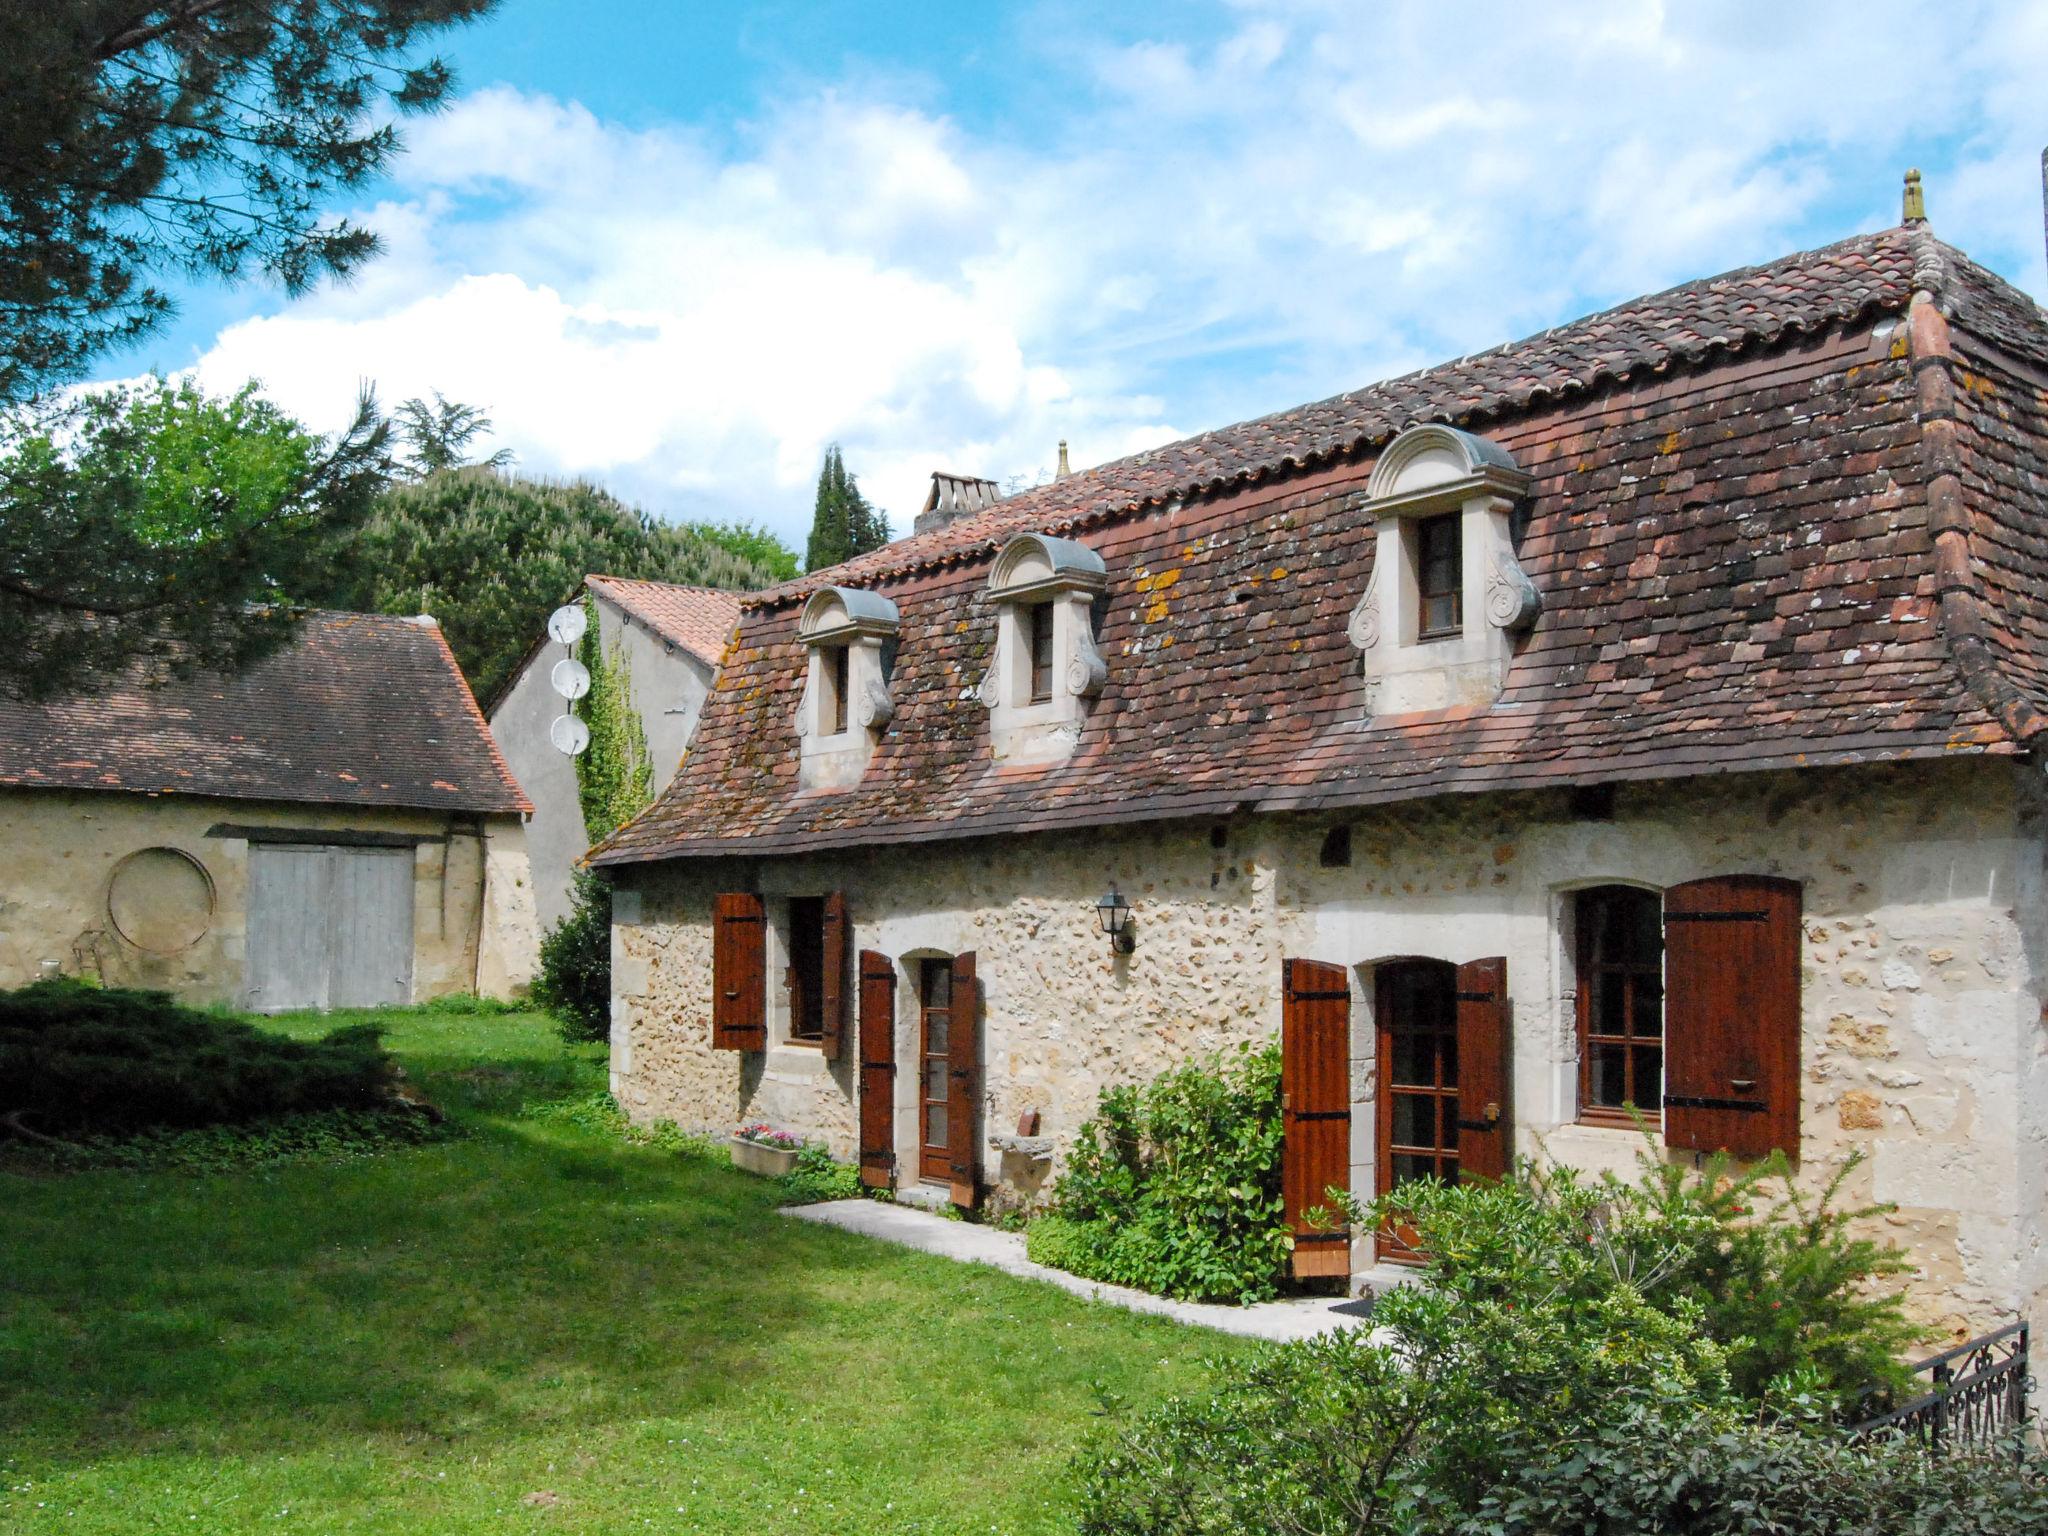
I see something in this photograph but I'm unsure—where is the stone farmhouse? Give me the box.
[594,191,2048,1342]
[488,575,743,983]
[0,611,534,1010]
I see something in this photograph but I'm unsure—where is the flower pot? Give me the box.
[729,1136,800,1178]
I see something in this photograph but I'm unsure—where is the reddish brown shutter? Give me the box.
[819,891,849,1061]
[710,892,766,1051]
[857,950,896,1188]
[947,950,980,1210]
[1663,875,1802,1159]
[1282,958,1351,1280]
[1454,956,1512,1181]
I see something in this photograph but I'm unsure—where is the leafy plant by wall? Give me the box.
[531,870,612,1044]
[1026,1041,1289,1304]
[573,597,652,844]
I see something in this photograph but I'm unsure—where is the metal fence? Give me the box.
[1846,1320,2030,1451]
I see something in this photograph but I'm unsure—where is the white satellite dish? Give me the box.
[550,714,591,756]
[550,657,591,701]
[546,603,588,646]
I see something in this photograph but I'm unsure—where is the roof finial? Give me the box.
[1903,167,1926,224]
[1056,439,1071,479]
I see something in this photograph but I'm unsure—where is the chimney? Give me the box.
[914,470,1003,536]
[1056,439,1072,479]
[1903,167,1926,224]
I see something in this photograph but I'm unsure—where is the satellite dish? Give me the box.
[550,657,591,701]
[547,603,588,646]
[550,714,591,756]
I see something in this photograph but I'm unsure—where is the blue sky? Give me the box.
[113,0,2048,544]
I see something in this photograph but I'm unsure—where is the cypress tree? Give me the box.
[804,445,890,573]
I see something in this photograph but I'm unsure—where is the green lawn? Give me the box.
[0,1007,1244,1534]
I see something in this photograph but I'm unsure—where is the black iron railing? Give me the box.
[1847,1320,2030,1451]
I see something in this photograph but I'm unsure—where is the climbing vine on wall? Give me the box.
[573,597,653,844]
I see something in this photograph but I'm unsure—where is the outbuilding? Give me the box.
[0,610,534,1010]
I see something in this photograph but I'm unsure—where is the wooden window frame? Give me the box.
[826,644,850,735]
[917,957,954,1184]
[1375,958,1460,1264]
[1415,512,1463,640]
[785,895,827,1044]
[1574,884,1665,1127]
[1027,601,1056,704]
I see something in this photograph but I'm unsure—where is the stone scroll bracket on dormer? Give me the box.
[1349,424,1537,718]
[980,532,1109,766]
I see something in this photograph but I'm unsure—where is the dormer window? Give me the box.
[1028,602,1056,703]
[796,586,898,790]
[976,533,1108,765]
[1416,514,1463,639]
[1348,424,1539,716]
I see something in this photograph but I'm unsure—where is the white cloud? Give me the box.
[174,2,2048,545]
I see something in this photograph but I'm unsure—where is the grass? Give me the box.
[0,1006,1248,1534]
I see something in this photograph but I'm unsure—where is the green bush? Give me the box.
[776,1143,864,1205]
[533,870,611,1043]
[1076,1147,1948,1536]
[0,979,397,1139]
[1034,1041,1288,1304]
[11,1104,447,1174]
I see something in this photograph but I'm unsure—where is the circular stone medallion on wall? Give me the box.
[107,847,217,954]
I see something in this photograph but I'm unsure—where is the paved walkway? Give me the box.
[784,1197,1401,1343]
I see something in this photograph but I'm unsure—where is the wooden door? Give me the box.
[245,844,413,1013]
[1375,959,1459,1262]
[857,950,896,1188]
[1282,958,1351,1280]
[917,958,955,1184]
[1663,876,1802,1158]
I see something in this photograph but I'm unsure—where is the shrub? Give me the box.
[533,870,611,1043]
[776,1143,863,1205]
[0,979,398,1139]
[12,1105,447,1174]
[419,991,517,1016]
[1035,1041,1288,1304]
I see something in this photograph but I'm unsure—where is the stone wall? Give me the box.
[610,757,2045,1339]
[0,789,522,1007]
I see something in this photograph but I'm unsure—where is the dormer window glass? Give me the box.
[1417,515,1463,639]
[826,645,850,734]
[795,586,898,790]
[1028,602,1056,703]
[978,533,1109,766]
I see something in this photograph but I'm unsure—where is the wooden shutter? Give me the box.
[1454,956,1512,1181]
[819,891,849,1061]
[710,892,766,1051]
[857,950,896,1188]
[1663,875,1802,1159]
[1282,958,1351,1280]
[947,950,980,1210]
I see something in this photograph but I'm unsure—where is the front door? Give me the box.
[917,958,954,1184]
[1375,959,1459,1261]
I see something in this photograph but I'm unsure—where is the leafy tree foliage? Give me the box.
[0,0,497,404]
[0,375,387,698]
[341,468,788,701]
[392,391,513,477]
[532,870,610,1044]
[803,443,889,573]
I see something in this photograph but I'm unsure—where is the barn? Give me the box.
[0,611,534,1010]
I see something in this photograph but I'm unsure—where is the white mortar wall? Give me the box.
[612,758,2047,1339]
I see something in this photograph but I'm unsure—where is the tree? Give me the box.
[342,469,792,700]
[0,0,497,405]
[0,376,388,699]
[393,391,513,477]
[803,444,889,573]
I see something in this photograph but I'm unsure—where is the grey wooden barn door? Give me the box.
[246,845,415,1012]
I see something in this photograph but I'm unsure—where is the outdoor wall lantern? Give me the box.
[1095,884,1135,954]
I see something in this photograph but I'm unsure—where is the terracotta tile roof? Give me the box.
[0,611,531,815]
[584,576,744,666]
[593,224,2048,865]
